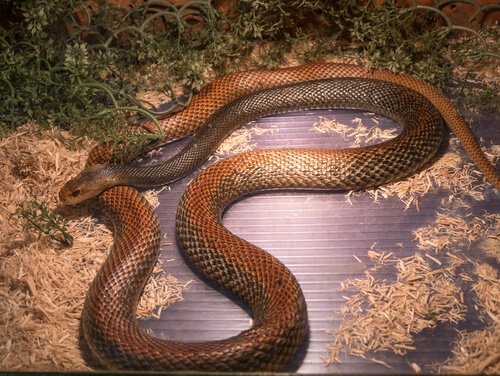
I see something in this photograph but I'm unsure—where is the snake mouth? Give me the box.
[59,176,95,205]
[68,62,499,371]
[58,184,78,205]
[59,164,114,204]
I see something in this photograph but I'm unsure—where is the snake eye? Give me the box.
[71,190,81,197]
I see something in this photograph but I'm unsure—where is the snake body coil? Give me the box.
[60,64,499,371]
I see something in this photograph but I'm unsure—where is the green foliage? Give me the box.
[0,0,123,135]
[14,199,74,247]
[330,0,452,85]
[4,0,74,41]
[0,37,118,135]
[235,0,336,40]
[456,82,500,114]
[0,0,233,138]
[0,0,497,139]
[451,24,500,66]
[448,25,500,113]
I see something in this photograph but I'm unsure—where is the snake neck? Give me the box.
[100,78,444,192]
[104,152,197,188]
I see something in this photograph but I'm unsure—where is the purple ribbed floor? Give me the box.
[139,108,499,374]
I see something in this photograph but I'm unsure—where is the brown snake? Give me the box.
[59,64,499,371]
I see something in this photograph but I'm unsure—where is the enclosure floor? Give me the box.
[139,108,499,374]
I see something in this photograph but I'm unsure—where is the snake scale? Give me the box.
[59,64,499,371]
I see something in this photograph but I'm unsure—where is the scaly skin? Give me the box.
[62,64,498,371]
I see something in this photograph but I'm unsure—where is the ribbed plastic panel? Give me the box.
[139,108,499,374]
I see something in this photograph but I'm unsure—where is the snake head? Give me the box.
[59,165,115,205]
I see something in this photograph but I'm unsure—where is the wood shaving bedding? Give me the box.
[312,117,497,209]
[327,211,499,372]
[312,115,398,146]
[1,104,497,373]
[327,252,467,367]
[414,212,499,253]
[319,112,498,371]
[0,125,188,370]
[440,263,500,375]
[213,124,278,158]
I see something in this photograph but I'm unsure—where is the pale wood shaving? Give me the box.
[142,188,162,209]
[213,124,278,158]
[339,125,497,210]
[312,117,497,210]
[312,115,398,146]
[440,263,500,374]
[410,362,422,373]
[366,248,397,270]
[327,252,467,367]
[441,324,500,374]
[413,212,499,253]
[471,263,500,320]
[137,259,192,319]
[328,209,498,370]
[0,125,188,370]
[349,148,491,210]
[477,230,500,263]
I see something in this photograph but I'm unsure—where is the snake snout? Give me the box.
[59,165,111,205]
[59,177,88,205]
